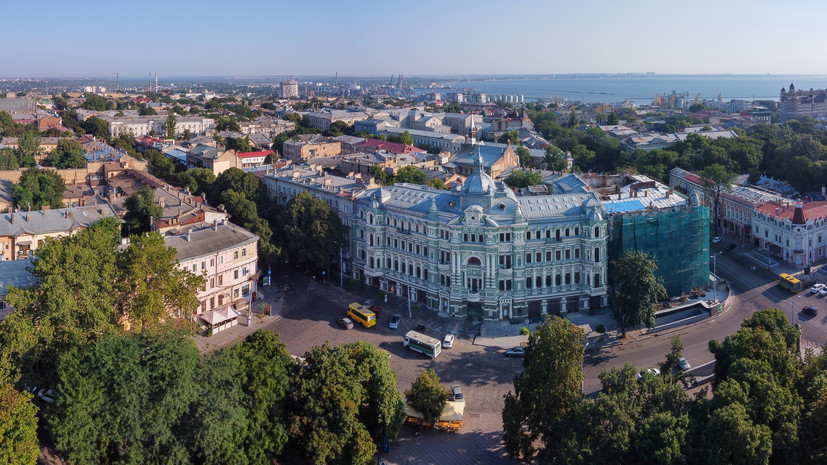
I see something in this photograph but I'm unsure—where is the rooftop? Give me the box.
[164,222,258,261]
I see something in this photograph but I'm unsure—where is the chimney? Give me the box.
[10,214,14,224]
[186,229,191,242]
[775,207,780,216]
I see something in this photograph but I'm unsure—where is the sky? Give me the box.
[3,0,827,78]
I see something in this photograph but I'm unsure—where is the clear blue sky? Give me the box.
[4,0,827,77]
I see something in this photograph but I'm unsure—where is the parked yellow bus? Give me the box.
[347,303,376,328]
[778,273,802,293]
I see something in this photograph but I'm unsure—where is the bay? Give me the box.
[428,75,827,105]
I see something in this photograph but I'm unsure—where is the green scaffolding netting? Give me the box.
[610,205,710,297]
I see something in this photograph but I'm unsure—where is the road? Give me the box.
[584,245,827,392]
[207,247,827,464]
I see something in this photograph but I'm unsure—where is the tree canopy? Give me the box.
[50,139,85,169]
[10,167,65,210]
[505,169,543,188]
[405,369,450,424]
[123,185,162,236]
[0,383,38,465]
[275,191,344,272]
[611,250,667,338]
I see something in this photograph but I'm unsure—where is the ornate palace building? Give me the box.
[780,83,827,121]
[349,152,609,321]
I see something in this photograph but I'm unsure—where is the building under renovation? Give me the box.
[586,174,710,297]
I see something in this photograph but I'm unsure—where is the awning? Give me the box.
[15,241,32,246]
[198,305,239,326]
[405,401,465,422]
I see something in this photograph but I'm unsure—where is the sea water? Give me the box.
[431,75,827,105]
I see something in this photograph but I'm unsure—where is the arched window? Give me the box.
[369,235,373,246]
[369,213,373,225]
[594,247,600,262]
[594,226,600,238]
[467,257,482,266]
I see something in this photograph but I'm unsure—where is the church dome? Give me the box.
[461,150,495,195]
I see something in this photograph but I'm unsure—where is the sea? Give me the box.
[424,75,827,105]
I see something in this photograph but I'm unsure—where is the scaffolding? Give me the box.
[610,205,710,297]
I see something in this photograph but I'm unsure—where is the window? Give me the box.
[565,273,571,284]
[556,250,561,261]
[242,248,246,257]
[556,230,561,241]
[556,275,561,286]
[565,250,570,260]
[218,256,223,265]
[565,228,570,237]
[546,251,551,261]
[526,253,531,263]
[201,261,206,270]
[546,229,551,238]
[575,272,581,284]
[526,278,532,289]
[218,275,223,286]
[536,252,541,262]
[234,270,239,279]
[210,297,215,309]
[536,276,542,287]
[464,233,468,242]
[471,234,476,242]
[499,280,505,291]
[210,258,214,267]
[575,248,580,259]
[594,226,600,237]
[575,227,579,236]
[594,247,600,262]
[594,273,601,287]
[234,250,239,260]
[546,275,552,287]
[192,264,197,272]
[210,278,215,288]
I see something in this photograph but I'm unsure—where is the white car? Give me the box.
[712,236,723,244]
[37,388,55,404]
[637,368,661,381]
[820,288,827,298]
[810,283,825,294]
[443,334,455,348]
[678,357,691,371]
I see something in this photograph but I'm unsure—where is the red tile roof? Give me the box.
[757,200,827,222]
[685,174,703,184]
[237,150,274,158]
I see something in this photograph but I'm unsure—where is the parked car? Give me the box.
[37,388,55,404]
[678,357,691,371]
[810,283,825,294]
[337,317,354,330]
[636,368,661,381]
[712,236,723,244]
[443,334,455,348]
[820,288,827,298]
[724,243,737,251]
[451,384,464,402]
[803,306,819,317]
[389,314,401,329]
[505,346,524,358]
[364,299,374,308]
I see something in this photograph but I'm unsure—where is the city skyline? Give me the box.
[4,0,827,77]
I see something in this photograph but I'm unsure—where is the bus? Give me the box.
[403,330,442,358]
[778,273,802,293]
[347,303,376,328]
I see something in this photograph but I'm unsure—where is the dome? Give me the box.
[461,149,496,195]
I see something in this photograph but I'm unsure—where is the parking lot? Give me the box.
[258,279,520,465]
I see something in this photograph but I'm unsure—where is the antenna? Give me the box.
[155,72,158,92]
[116,72,119,92]
[149,73,152,92]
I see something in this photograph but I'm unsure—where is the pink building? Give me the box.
[165,221,259,319]
[720,185,778,244]
[753,200,827,266]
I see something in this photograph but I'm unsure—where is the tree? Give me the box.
[395,165,428,185]
[698,164,735,235]
[10,167,65,210]
[502,316,585,463]
[82,116,111,141]
[51,328,200,465]
[209,167,262,205]
[164,113,177,139]
[545,146,568,171]
[123,185,162,236]
[405,369,450,424]
[221,189,258,225]
[139,105,157,116]
[505,169,543,188]
[225,136,253,153]
[0,148,18,170]
[51,139,85,169]
[116,232,204,326]
[426,178,447,190]
[286,342,404,465]
[700,403,772,465]
[611,250,666,338]
[517,146,531,167]
[498,130,520,145]
[607,112,620,125]
[276,191,344,271]
[16,131,40,159]
[368,165,393,185]
[399,130,414,146]
[0,384,38,465]
[80,94,107,111]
